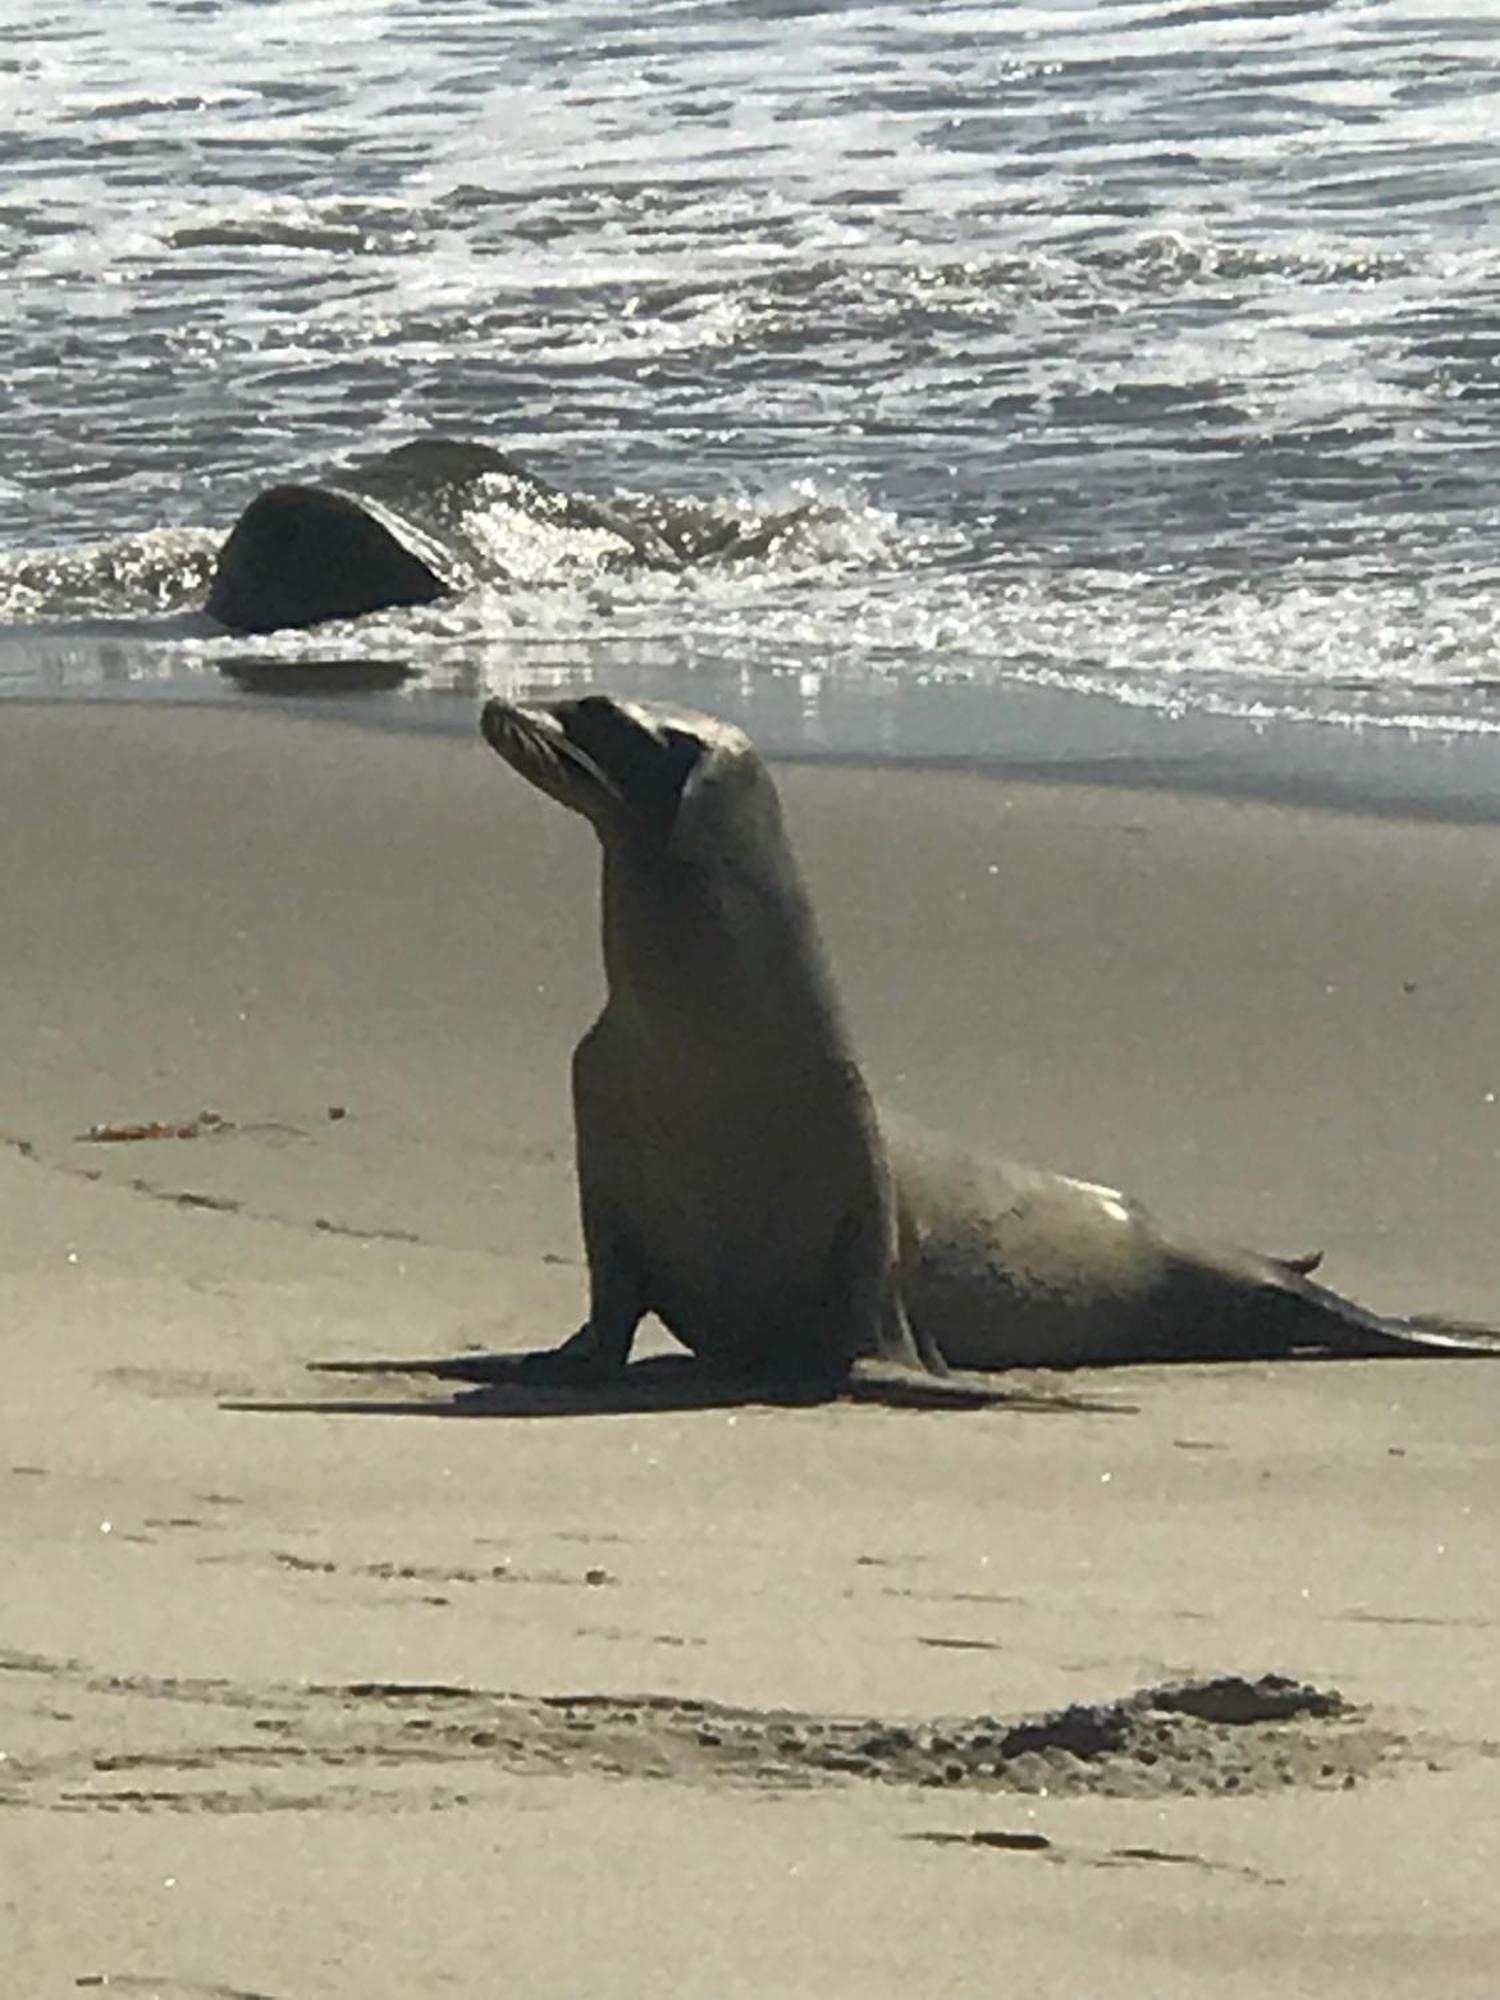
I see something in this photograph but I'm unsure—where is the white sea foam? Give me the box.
[1,0,1498,754]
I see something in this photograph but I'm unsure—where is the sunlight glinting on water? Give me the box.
[3,0,1500,745]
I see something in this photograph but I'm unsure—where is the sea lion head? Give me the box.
[480,693,768,852]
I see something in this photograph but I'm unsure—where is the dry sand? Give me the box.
[2,700,1498,1997]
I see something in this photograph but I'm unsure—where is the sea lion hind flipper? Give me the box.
[843,1357,1127,1416]
[1284,1273,1500,1358]
[1386,1311,1500,1354]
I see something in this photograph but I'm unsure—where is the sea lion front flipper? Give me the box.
[308,1259,648,1388]
[307,1329,620,1386]
[843,1357,1128,1416]
[471,1319,638,1384]
[524,1246,647,1378]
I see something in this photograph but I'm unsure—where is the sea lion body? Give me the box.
[892,1125,1200,1369]
[480,693,1497,1393]
[887,1119,1482,1366]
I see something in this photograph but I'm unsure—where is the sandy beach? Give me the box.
[3,699,1499,1997]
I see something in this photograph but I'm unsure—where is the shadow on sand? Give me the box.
[224,1350,1126,1419]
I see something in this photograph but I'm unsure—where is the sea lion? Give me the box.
[473,693,1497,1396]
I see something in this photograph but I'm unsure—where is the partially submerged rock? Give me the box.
[205,436,677,635]
[206,482,450,633]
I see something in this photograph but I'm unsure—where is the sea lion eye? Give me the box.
[563,701,701,831]
[561,699,651,789]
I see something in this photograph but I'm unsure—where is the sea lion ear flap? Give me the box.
[659,726,730,845]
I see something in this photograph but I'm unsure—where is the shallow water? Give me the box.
[4,0,1500,779]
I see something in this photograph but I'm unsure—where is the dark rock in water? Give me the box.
[205,435,679,635]
[206,483,450,633]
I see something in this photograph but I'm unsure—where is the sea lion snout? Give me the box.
[479,696,550,768]
[480,697,618,821]
[480,692,747,843]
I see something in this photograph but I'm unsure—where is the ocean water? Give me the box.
[4,0,1500,789]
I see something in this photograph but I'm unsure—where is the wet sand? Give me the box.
[3,701,1499,1997]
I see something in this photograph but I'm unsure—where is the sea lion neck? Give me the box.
[596,829,852,1057]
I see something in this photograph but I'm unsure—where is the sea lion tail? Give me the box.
[1277,1249,1324,1277]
